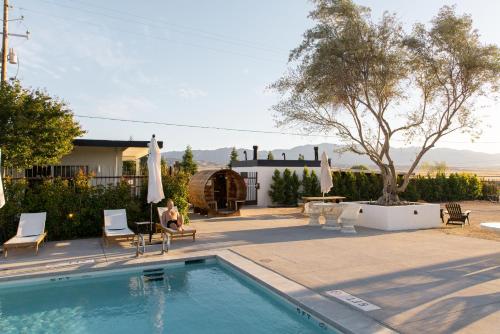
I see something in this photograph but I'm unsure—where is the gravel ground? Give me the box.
[439,200,500,241]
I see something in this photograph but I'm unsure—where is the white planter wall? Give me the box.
[353,202,441,231]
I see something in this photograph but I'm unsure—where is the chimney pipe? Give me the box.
[314,146,319,161]
[328,158,331,167]
[282,152,286,160]
[243,150,248,160]
[253,146,258,160]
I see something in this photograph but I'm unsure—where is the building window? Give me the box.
[25,165,89,178]
[25,166,52,178]
[53,165,89,178]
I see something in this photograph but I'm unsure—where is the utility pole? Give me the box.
[1,1,28,83]
[1,0,8,83]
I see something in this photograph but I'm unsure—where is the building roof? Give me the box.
[232,159,322,168]
[73,139,163,149]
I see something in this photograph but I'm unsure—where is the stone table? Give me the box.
[309,202,344,230]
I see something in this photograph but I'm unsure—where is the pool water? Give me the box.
[0,261,336,333]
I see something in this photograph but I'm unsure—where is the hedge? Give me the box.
[0,172,190,244]
[330,171,495,202]
[268,169,300,206]
[268,168,498,206]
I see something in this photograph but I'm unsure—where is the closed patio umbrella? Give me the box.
[147,135,165,242]
[0,149,5,209]
[320,151,333,197]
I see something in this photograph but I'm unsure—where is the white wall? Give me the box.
[59,146,124,176]
[355,202,441,230]
[232,166,322,207]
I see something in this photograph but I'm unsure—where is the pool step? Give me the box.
[142,268,164,282]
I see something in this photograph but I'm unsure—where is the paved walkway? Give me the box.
[0,210,498,333]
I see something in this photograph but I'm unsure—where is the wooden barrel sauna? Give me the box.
[188,169,247,216]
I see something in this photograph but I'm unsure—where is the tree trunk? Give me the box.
[377,165,401,205]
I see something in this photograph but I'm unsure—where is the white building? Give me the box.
[21,139,163,178]
[231,146,324,207]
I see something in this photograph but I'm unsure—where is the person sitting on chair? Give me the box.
[161,199,184,231]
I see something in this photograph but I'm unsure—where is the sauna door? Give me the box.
[214,174,227,209]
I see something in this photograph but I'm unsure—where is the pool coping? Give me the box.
[217,250,396,334]
[0,250,396,334]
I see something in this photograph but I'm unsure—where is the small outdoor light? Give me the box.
[8,48,18,65]
[68,213,75,219]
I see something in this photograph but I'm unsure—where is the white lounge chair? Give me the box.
[3,212,47,257]
[157,207,196,241]
[103,209,135,245]
[339,203,362,234]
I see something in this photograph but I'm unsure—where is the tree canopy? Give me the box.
[350,164,369,171]
[180,145,197,175]
[272,0,499,204]
[228,147,238,167]
[0,81,84,169]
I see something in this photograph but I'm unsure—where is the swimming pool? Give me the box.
[0,259,337,333]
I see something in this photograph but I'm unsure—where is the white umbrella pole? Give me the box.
[149,202,153,243]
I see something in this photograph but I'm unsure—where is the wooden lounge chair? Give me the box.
[3,212,47,257]
[156,207,196,242]
[103,209,135,245]
[444,203,471,227]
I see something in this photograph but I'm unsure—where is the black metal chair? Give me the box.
[444,203,471,227]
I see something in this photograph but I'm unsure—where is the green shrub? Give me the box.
[282,169,294,205]
[281,169,300,205]
[268,169,285,205]
[291,171,300,204]
[356,172,370,200]
[270,168,315,206]
[267,167,490,206]
[325,170,486,203]
[301,168,311,197]
[343,171,357,200]
[482,181,499,199]
[0,172,190,244]
[308,170,321,196]
[367,173,382,200]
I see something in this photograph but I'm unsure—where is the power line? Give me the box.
[74,114,333,138]
[16,6,284,64]
[74,114,500,144]
[19,0,287,55]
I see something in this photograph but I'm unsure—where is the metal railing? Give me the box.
[4,174,148,197]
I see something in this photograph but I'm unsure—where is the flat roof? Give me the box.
[232,160,322,167]
[73,139,163,149]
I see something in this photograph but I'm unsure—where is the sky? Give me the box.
[5,0,500,153]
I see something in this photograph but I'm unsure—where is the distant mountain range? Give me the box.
[162,144,500,170]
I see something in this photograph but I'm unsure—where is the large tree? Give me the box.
[272,0,499,205]
[0,81,84,169]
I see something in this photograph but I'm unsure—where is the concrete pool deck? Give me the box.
[0,208,498,333]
